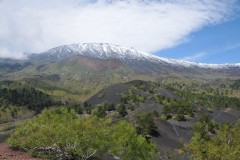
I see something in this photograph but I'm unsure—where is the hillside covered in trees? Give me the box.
[1,78,240,159]
[0,81,56,123]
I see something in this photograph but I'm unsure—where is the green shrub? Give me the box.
[160,115,167,121]
[92,105,106,118]
[8,107,158,160]
[134,112,157,137]
[187,120,240,160]
[116,104,127,117]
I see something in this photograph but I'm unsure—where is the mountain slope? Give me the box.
[2,54,143,97]
[0,43,240,101]
[33,43,240,69]
[30,43,240,77]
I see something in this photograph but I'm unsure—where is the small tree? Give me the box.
[92,105,106,118]
[134,112,157,137]
[106,103,115,111]
[116,103,127,117]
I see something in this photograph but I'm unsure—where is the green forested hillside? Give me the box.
[1,78,240,159]
[231,79,240,90]
[0,81,56,123]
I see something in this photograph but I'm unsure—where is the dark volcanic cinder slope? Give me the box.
[86,82,132,105]
[86,80,178,106]
[85,79,240,153]
[86,80,193,152]
[153,119,193,152]
[212,108,240,124]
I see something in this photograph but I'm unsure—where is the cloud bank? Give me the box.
[0,0,238,58]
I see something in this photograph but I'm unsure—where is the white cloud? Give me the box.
[0,0,238,58]
[181,52,207,62]
[0,48,26,59]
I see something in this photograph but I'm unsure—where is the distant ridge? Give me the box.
[37,43,240,69]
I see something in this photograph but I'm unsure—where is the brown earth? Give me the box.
[65,55,125,72]
[0,143,42,160]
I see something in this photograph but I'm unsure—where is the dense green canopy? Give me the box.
[187,119,240,160]
[8,107,158,160]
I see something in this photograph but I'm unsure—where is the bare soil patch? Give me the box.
[0,143,42,160]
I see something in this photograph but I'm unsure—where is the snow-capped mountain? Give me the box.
[1,43,240,84]
[37,43,240,70]
[45,43,153,61]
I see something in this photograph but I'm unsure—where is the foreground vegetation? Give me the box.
[8,107,158,160]
[2,78,240,159]
[187,117,240,160]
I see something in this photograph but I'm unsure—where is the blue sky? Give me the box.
[155,14,240,64]
[0,0,239,64]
